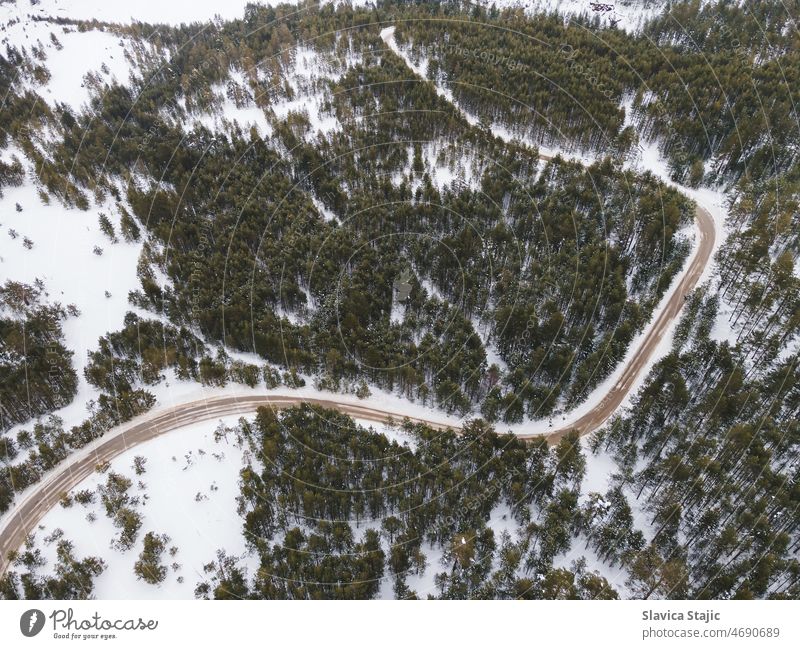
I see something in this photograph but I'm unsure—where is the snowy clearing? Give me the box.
[21,414,255,599]
[5,0,290,27]
[1,4,142,112]
[0,149,144,445]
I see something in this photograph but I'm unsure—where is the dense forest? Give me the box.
[0,0,798,600]
[0,280,77,433]
[195,405,622,600]
[5,1,692,430]
[397,0,800,182]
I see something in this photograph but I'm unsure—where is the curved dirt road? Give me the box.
[546,203,715,442]
[376,25,718,440]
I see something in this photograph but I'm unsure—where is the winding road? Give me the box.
[0,28,718,575]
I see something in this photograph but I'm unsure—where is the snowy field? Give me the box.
[0,148,144,451]
[19,414,256,599]
[0,0,163,415]
[479,0,670,33]
[4,0,289,26]
[4,0,688,34]
[2,0,381,28]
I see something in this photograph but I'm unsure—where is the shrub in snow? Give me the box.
[133,456,147,475]
[134,532,170,584]
[282,369,305,388]
[112,507,142,551]
[355,380,371,399]
[119,208,141,242]
[262,365,282,388]
[98,213,117,242]
[74,489,95,506]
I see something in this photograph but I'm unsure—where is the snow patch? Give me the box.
[1,5,138,111]
[477,0,669,34]
[0,148,143,441]
[190,71,273,137]
[21,414,255,599]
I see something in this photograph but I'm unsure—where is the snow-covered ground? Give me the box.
[0,5,704,448]
[269,46,344,139]
[19,413,627,599]
[0,148,144,449]
[18,412,439,600]
[177,43,355,141]
[4,0,295,26]
[352,418,418,451]
[5,0,676,32]
[1,14,729,486]
[382,141,483,195]
[481,0,669,33]
[20,414,256,599]
[1,3,737,600]
[189,72,274,138]
[0,3,170,450]
[709,294,737,345]
[0,3,143,112]
[0,372,470,538]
